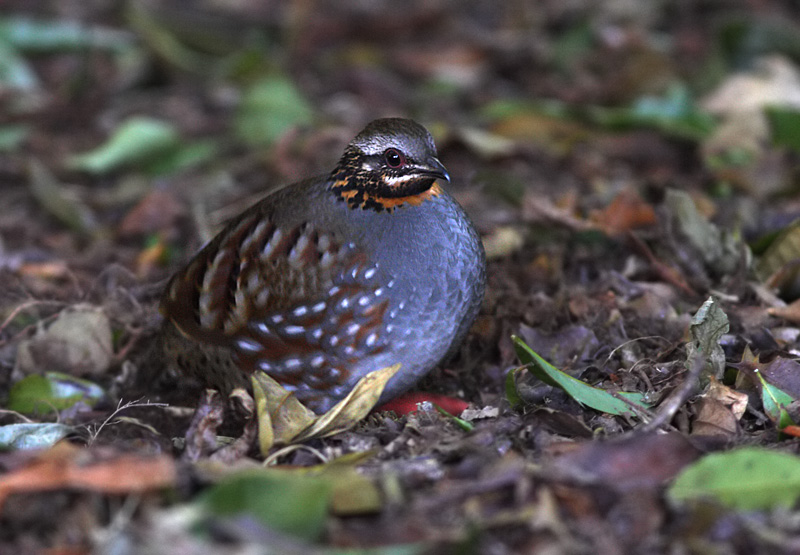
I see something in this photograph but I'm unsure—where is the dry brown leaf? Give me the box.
[589,190,656,236]
[118,189,183,237]
[707,378,748,420]
[692,398,738,437]
[691,379,745,437]
[0,442,176,511]
[767,297,800,324]
[14,305,113,378]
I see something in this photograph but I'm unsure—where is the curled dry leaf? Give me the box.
[293,363,402,443]
[252,363,402,453]
[251,371,318,453]
[692,398,739,437]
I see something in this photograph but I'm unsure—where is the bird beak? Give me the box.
[420,157,451,183]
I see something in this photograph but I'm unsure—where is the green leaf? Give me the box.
[199,468,332,541]
[550,20,594,71]
[28,159,96,232]
[317,457,383,516]
[68,117,180,174]
[0,39,38,91]
[766,106,800,152]
[434,405,474,432]
[505,367,524,409]
[686,296,730,384]
[756,371,796,430]
[512,336,648,416]
[668,447,800,510]
[143,139,218,176]
[235,76,314,147]
[0,16,133,52]
[481,83,715,142]
[0,124,28,151]
[755,217,800,282]
[0,423,73,450]
[8,372,105,415]
[665,189,743,277]
[590,84,716,140]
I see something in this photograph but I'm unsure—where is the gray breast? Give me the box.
[338,191,486,399]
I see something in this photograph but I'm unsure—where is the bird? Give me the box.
[159,118,486,414]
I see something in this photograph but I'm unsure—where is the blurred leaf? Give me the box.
[686,297,730,384]
[68,117,180,174]
[7,372,105,415]
[143,138,218,176]
[589,190,656,236]
[591,84,715,140]
[718,17,800,69]
[0,39,38,91]
[482,84,715,143]
[551,20,594,71]
[235,76,313,147]
[665,188,743,276]
[668,447,800,510]
[457,127,517,158]
[14,305,114,378]
[485,105,590,156]
[512,336,649,416]
[199,468,332,541]
[0,16,133,52]
[0,423,73,450]
[0,124,28,151]
[756,219,800,286]
[483,226,525,260]
[28,160,96,232]
[317,457,383,516]
[766,106,800,152]
[126,1,213,73]
[0,443,176,507]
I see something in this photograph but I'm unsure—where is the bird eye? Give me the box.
[383,148,405,168]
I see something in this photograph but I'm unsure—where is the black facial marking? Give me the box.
[329,148,438,212]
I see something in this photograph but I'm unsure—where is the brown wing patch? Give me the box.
[161,215,345,341]
[161,210,394,411]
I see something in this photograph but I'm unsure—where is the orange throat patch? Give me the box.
[333,181,442,212]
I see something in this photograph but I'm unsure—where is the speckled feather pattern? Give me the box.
[161,119,486,413]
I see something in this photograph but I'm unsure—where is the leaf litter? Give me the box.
[6,1,800,553]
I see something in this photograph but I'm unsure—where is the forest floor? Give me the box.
[3,1,800,553]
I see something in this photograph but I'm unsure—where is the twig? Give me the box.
[263,443,328,466]
[634,351,705,434]
[86,398,168,445]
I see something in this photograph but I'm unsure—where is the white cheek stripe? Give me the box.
[382,174,417,186]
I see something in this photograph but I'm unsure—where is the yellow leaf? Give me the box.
[294,364,402,443]
[251,372,316,452]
